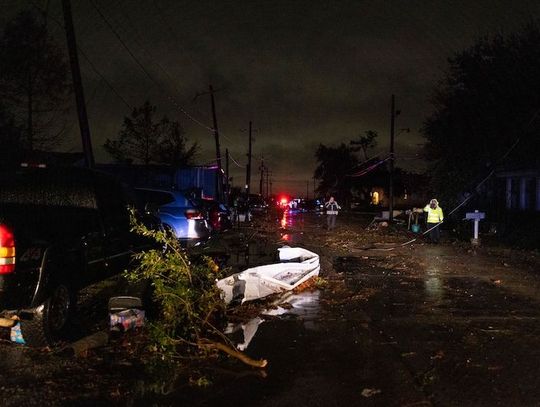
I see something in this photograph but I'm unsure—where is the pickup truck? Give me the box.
[0,166,154,346]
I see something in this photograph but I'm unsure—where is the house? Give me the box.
[496,168,540,212]
[350,162,429,210]
[482,163,540,247]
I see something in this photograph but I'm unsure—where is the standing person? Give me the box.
[325,196,341,230]
[423,198,444,243]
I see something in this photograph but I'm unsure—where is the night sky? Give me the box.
[3,0,540,195]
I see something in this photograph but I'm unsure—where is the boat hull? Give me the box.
[217,247,320,304]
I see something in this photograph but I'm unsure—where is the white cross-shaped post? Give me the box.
[465,210,486,245]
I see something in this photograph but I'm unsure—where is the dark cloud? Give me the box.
[3,0,540,194]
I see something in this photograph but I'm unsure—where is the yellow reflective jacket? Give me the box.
[423,205,444,223]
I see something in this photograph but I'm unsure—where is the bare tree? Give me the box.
[104,101,198,167]
[350,130,378,161]
[314,143,358,205]
[0,11,71,151]
[0,103,22,170]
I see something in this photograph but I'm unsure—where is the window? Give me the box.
[525,177,536,210]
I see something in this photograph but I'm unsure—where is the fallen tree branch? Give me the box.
[64,330,109,357]
[198,339,268,368]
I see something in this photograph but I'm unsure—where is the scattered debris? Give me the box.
[361,388,382,398]
[66,331,109,357]
[109,296,145,332]
[110,309,145,332]
[198,339,268,368]
[431,350,445,360]
[10,321,25,345]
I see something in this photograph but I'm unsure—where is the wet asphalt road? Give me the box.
[1,212,540,406]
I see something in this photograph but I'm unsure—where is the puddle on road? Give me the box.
[335,256,540,320]
[278,211,305,244]
[279,209,304,229]
[225,290,321,351]
[119,289,325,405]
[424,276,444,302]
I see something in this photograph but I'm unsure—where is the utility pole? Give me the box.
[225,148,230,198]
[259,156,265,195]
[265,168,270,199]
[62,0,94,168]
[209,85,223,200]
[245,121,253,196]
[209,85,222,171]
[389,94,396,223]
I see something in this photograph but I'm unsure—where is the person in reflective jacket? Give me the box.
[423,198,444,243]
[325,196,341,230]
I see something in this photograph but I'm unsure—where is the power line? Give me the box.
[30,1,133,111]
[54,0,238,152]
[191,87,236,144]
[349,156,392,177]
[89,0,215,133]
[105,0,184,97]
[107,1,239,146]
[228,151,245,168]
[77,47,133,110]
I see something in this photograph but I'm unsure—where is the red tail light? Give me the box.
[185,210,203,220]
[210,209,220,229]
[0,224,15,274]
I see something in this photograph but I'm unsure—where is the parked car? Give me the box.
[305,198,325,212]
[135,188,210,243]
[248,194,268,214]
[194,199,232,233]
[0,166,155,346]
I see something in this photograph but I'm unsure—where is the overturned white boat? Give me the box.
[217,247,320,305]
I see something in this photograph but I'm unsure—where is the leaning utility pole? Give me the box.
[245,121,253,196]
[62,0,94,168]
[209,85,222,171]
[389,94,396,223]
[209,85,223,200]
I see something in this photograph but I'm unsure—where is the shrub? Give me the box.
[126,212,226,355]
